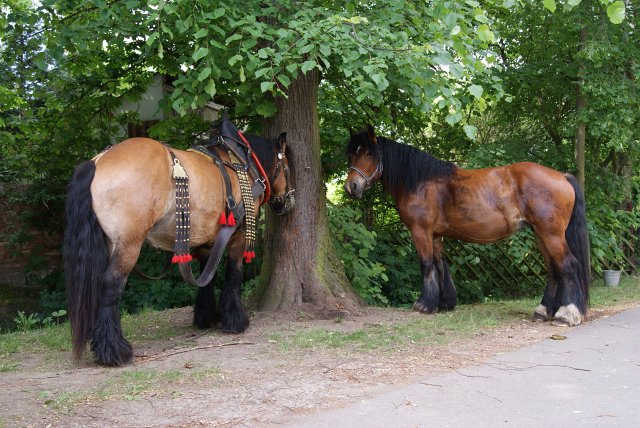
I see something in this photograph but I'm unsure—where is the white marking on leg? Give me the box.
[534,304,548,319]
[553,304,582,326]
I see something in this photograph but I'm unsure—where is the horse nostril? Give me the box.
[350,182,358,193]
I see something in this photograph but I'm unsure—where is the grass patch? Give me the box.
[272,277,640,353]
[122,308,193,343]
[40,365,222,411]
[272,302,535,352]
[0,307,195,371]
[590,275,640,307]
[0,362,19,373]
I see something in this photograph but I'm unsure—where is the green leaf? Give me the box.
[477,24,494,42]
[277,74,291,87]
[445,111,463,125]
[607,1,625,24]
[299,44,314,54]
[147,31,159,46]
[255,68,270,78]
[543,0,556,13]
[260,81,275,92]
[192,47,209,62]
[239,66,245,82]
[301,60,316,74]
[212,7,225,18]
[474,14,488,23]
[286,63,298,74]
[228,54,243,66]
[256,101,277,117]
[468,84,484,99]
[194,28,208,39]
[463,125,477,140]
[197,67,211,82]
[371,73,389,91]
[204,80,216,97]
[567,0,582,5]
[225,34,242,44]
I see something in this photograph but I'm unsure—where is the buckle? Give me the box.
[226,196,237,210]
[256,178,267,191]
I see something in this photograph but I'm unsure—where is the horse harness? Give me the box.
[349,145,383,190]
[167,122,274,288]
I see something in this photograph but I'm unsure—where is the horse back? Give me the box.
[407,161,575,243]
[90,138,229,252]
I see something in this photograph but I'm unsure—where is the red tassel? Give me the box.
[227,212,236,226]
[250,251,256,259]
[183,254,192,263]
[172,255,179,264]
[218,212,227,225]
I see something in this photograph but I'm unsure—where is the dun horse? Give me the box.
[345,126,590,326]
[64,119,295,365]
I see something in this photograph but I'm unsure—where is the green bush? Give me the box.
[40,245,196,319]
[328,204,390,305]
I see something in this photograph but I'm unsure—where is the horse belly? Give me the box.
[441,205,523,244]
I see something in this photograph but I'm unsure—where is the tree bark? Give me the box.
[575,24,587,190]
[252,69,362,315]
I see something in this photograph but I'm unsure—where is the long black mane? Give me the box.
[246,134,277,174]
[348,130,456,195]
[247,134,294,182]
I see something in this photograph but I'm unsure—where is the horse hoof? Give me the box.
[532,304,550,322]
[413,301,438,314]
[91,339,133,366]
[221,311,250,334]
[553,304,582,326]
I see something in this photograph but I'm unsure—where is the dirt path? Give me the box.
[1,303,637,427]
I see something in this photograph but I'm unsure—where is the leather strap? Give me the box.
[178,181,264,287]
[132,252,174,280]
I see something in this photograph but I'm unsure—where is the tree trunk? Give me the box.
[252,69,362,315]
[575,24,587,190]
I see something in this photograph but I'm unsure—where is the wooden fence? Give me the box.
[443,228,638,299]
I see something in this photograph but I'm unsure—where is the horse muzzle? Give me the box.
[269,190,295,215]
[344,180,364,199]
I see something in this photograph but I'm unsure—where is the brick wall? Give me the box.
[0,194,62,287]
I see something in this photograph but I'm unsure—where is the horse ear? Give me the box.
[367,124,378,145]
[277,132,287,153]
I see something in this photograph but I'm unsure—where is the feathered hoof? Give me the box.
[91,337,133,366]
[220,310,250,334]
[552,304,582,327]
[532,304,550,322]
[413,300,438,314]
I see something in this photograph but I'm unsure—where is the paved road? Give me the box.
[287,307,640,427]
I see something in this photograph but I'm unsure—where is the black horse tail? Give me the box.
[64,160,109,361]
[565,175,591,314]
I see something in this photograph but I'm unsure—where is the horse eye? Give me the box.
[366,150,372,156]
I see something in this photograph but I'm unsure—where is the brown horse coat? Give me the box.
[345,126,590,327]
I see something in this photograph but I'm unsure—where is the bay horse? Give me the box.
[345,126,590,326]
[64,119,295,366]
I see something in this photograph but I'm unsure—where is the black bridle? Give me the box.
[349,146,383,190]
[269,150,295,209]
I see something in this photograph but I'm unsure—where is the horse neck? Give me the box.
[246,137,276,180]
[378,137,455,201]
